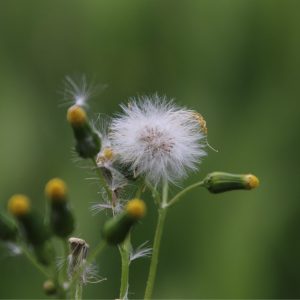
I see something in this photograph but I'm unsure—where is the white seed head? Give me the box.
[110,95,206,185]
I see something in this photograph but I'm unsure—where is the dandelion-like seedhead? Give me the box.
[110,95,207,185]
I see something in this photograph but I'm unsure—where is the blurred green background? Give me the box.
[0,0,299,298]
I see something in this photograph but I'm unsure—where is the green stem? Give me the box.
[91,158,112,199]
[144,181,168,299]
[75,283,83,300]
[144,208,167,299]
[119,235,131,299]
[166,180,204,208]
[21,245,51,278]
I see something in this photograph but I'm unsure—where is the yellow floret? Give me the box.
[126,198,146,219]
[8,194,30,217]
[103,148,114,160]
[67,105,87,126]
[245,174,260,189]
[45,178,67,201]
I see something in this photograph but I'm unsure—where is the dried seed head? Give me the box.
[68,237,90,283]
[45,178,67,201]
[8,194,30,217]
[110,96,207,184]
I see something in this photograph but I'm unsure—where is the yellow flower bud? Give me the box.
[8,194,30,217]
[45,178,67,201]
[126,198,146,219]
[244,174,260,189]
[67,105,87,126]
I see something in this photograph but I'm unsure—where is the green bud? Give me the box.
[67,105,101,158]
[0,212,18,241]
[102,199,146,245]
[203,172,260,194]
[50,202,75,238]
[45,178,75,238]
[18,212,51,246]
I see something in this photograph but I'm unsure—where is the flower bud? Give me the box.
[203,172,259,194]
[102,198,146,245]
[0,212,18,241]
[45,178,75,238]
[67,105,101,158]
[43,279,57,296]
[8,194,52,265]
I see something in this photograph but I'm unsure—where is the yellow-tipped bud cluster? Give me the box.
[244,174,260,189]
[67,105,87,126]
[8,194,30,217]
[126,198,146,219]
[45,178,67,201]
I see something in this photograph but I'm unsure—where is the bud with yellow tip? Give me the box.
[203,172,259,194]
[7,194,52,265]
[67,105,87,127]
[67,105,101,158]
[45,178,75,238]
[102,198,146,245]
[8,194,30,217]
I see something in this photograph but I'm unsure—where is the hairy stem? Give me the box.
[144,181,168,299]
[91,158,112,199]
[21,245,51,278]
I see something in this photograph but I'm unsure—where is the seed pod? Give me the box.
[67,105,101,158]
[203,172,259,194]
[45,178,75,237]
[0,212,18,241]
[102,199,146,245]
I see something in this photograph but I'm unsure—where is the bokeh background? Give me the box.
[0,0,299,298]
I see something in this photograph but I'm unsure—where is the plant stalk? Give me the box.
[144,181,168,299]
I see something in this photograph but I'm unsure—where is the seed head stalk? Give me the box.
[144,180,168,300]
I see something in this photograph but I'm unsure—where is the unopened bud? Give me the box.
[67,105,87,127]
[8,194,30,217]
[45,178,67,201]
[203,172,260,194]
[67,106,101,158]
[45,178,75,237]
[102,198,146,245]
[43,279,57,296]
[8,194,52,264]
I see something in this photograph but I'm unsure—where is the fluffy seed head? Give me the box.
[45,178,67,201]
[67,105,87,126]
[8,194,30,217]
[126,198,146,219]
[110,95,206,184]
